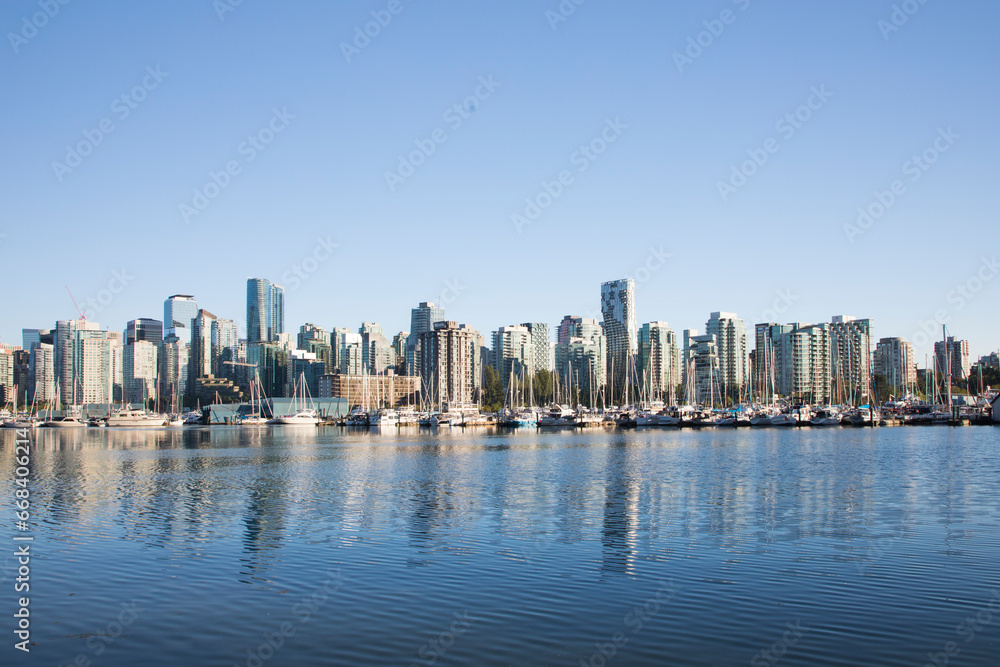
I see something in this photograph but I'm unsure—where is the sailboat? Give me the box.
[272,373,319,426]
[238,369,270,426]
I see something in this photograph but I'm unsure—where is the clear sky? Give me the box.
[2,0,998,361]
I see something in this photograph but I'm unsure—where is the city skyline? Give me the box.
[3,1,998,358]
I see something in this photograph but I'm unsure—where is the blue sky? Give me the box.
[2,0,998,361]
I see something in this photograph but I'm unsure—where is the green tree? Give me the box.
[482,365,504,412]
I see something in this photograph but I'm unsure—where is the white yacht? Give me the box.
[106,406,168,428]
[272,373,320,426]
[370,409,399,427]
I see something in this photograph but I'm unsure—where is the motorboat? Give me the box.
[41,415,87,428]
[106,407,168,428]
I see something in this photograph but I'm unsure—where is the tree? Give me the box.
[533,369,553,405]
[482,365,504,412]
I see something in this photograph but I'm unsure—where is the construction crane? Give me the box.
[65,286,87,320]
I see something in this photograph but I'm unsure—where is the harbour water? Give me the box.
[2,426,999,665]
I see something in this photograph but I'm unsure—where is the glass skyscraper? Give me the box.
[163,295,198,343]
[600,278,637,400]
[246,279,285,344]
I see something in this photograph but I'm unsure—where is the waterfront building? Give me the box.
[247,342,289,399]
[188,309,216,395]
[492,325,532,389]
[934,337,971,381]
[521,322,550,375]
[392,332,408,374]
[318,370,421,409]
[71,329,120,405]
[163,295,198,343]
[338,332,363,376]
[0,349,14,405]
[555,316,606,405]
[874,337,917,396]
[287,350,327,397]
[406,302,445,376]
[601,279,637,400]
[830,316,873,405]
[755,323,832,404]
[360,322,394,375]
[686,333,720,406]
[638,322,680,404]
[212,318,239,379]
[705,312,748,404]
[29,343,55,405]
[55,319,99,403]
[417,321,481,409]
[246,278,285,344]
[158,334,188,405]
[124,340,158,406]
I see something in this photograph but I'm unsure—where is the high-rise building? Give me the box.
[687,333,719,406]
[765,323,832,404]
[188,309,217,393]
[874,337,917,397]
[705,312,748,404]
[299,324,334,374]
[125,318,163,346]
[639,322,680,404]
[406,302,445,376]
[0,349,14,405]
[247,342,288,399]
[520,323,550,375]
[555,316,606,405]
[360,322,394,375]
[212,318,239,379]
[124,340,159,405]
[601,279,637,400]
[71,329,119,405]
[287,350,327,398]
[246,278,285,344]
[55,319,100,404]
[830,316,873,404]
[29,343,55,405]
[418,321,481,409]
[159,334,188,404]
[338,332,363,376]
[492,325,532,389]
[392,332,408,374]
[934,337,971,382]
[163,295,198,342]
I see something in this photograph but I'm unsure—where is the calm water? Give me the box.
[2,426,999,666]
